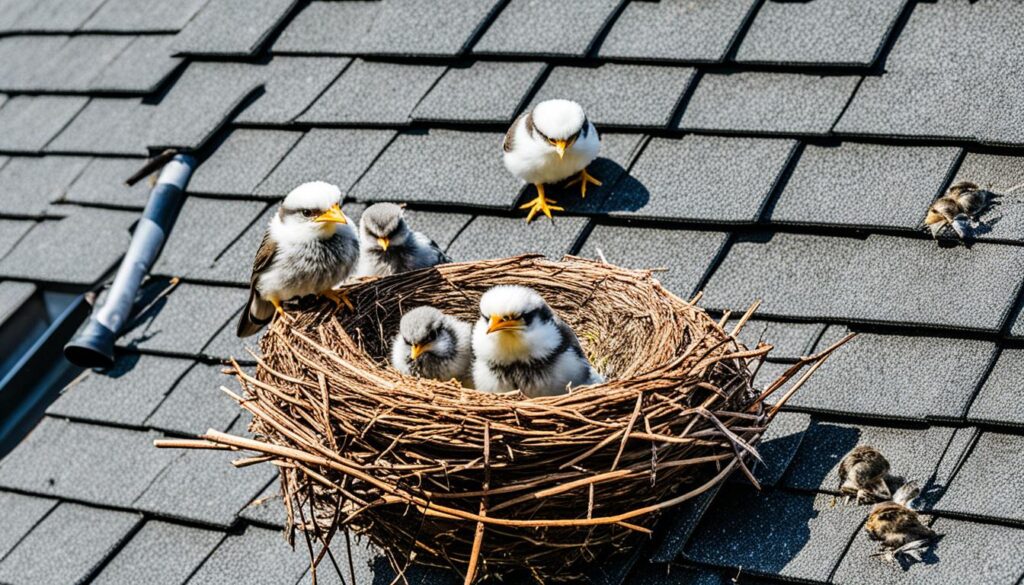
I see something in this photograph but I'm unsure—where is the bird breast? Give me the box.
[503,120,600,185]
[258,229,357,299]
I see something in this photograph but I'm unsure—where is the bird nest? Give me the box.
[168,255,848,583]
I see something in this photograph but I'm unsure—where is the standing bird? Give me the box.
[503,99,602,222]
[391,306,473,386]
[356,203,450,277]
[866,482,937,563]
[236,181,359,338]
[838,446,892,504]
[472,285,603,397]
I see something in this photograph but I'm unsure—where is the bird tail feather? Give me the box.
[236,290,274,338]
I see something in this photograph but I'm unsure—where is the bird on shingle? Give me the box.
[924,180,999,239]
[503,99,602,222]
[355,203,450,277]
[236,181,359,337]
[866,481,937,565]
[472,285,603,397]
[838,445,892,504]
[392,306,473,386]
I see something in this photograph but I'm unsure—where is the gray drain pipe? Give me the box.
[64,153,197,369]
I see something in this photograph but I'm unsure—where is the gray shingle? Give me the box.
[598,0,757,63]
[703,233,1024,331]
[0,0,107,32]
[187,129,302,196]
[0,155,91,217]
[781,331,993,420]
[298,60,446,125]
[0,36,80,91]
[255,129,395,199]
[626,563,725,585]
[0,492,57,560]
[46,98,155,156]
[684,487,864,582]
[679,73,860,135]
[606,136,797,222]
[968,349,1024,427]
[728,319,825,361]
[474,0,623,58]
[88,35,183,93]
[146,362,243,436]
[0,96,88,152]
[936,432,1023,523]
[234,57,350,125]
[239,481,284,528]
[202,310,260,364]
[767,144,961,229]
[47,354,192,426]
[187,525,310,584]
[446,215,588,262]
[171,0,298,56]
[92,521,223,585]
[0,220,33,263]
[352,130,523,208]
[10,36,135,92]
[0,280,35,326]
[579,226,728,299]
[0,418,177,507]
[649,484,724,564]
[0,503,140,585]
[952,152,1024,242]
[532,64,696,128]
[82,0,209,32]
[62,157,150,209]
[753,411,812,487]
[737,0,907,66]
[0,208,136,285]
[119,283,247,356]
[412,62,546,124]
[152,198,266,279]
[833,517,1024,585]
[200,206,276,287]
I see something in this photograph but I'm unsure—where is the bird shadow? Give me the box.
[514,158,650,216]
[778,421,862,492]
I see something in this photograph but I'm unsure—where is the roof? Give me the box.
[1,0,1023,583]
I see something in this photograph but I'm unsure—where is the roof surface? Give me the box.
[1,0,1023,584]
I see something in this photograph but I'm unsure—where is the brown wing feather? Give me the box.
[503,111,534,153]
[236,231,278,338]
[250,231,277,285]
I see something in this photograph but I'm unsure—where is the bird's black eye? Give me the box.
[301,209,315,218]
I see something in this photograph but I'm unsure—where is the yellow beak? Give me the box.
[554,139,567,159]
[487,315,524,334]
[315,204,347,224]
[377,237,390,252]
[410,343,427,360]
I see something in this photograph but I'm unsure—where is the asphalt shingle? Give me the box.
[446,215,588,261]
[936,432,1023,523]
[579,226,728,299]
[737,0,907,66]
[0,37,66,90]
[703,233,1024,331]
[0,503,140,585]
[238,481,284,528]
[88,35,183,94]
[146,362,242,436]
[81,0,210,32]
[0,281,35,326]
[0,96,88,153]
[648,486,724,563]
[951,152,1024,242]
[0,220,34,263]
[62,157,150,209]
[556,133,648,215]
[46,354,192,427]
[598,0,758,63]
[119,283,246,356]
[474,0,623,58]
[151,197,266,279]
[0,36,134,93]
[202,311,259,363]
[968,349,1024,427]
[186,524,310,585]
[200,206,276,287]
[767,143,961,229]
[0,0,107,32]
[46,98,155,156]
[187,129,302,196]
[729,319,825,361]
[0,155,91,217]
[753,411,812,487]
[299,60,446,126]
[532,64,697,128]
[412,62,546,125]
[679,73,860,135]
[171,0,298,57]
[234,57,350,125]
[91,521,224,585]
[0,492,57,560]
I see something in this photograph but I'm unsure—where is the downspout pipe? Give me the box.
[64,153,196,369]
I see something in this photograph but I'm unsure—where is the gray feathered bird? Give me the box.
[236,181,359,337]
[356,203,449,277]
[838,445,892,504]
[472,285,603,397]
[391,306,473,386]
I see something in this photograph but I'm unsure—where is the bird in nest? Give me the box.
[236,181,359,337]
[866,482,938,566]
[356,203,450,277]
[392,306,473,387]
[838,445,892,504]
[503,99,602,223]
[924,181,1000,239]
[472,285,603,397]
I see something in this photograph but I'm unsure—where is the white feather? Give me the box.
[282,181,341,211]
[503,101,600,186]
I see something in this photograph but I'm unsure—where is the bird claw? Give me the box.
[322,289,354,312]
[271,298,293,323]
[519,194,564,223]
[565,168,602,198]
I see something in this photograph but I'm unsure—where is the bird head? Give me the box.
[398,306,453,362]
[278,181,348,236]
[360,203,409,252]
[476,286,562,363]
[532,99,588,159]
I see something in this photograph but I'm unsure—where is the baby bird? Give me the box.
[391,306,473,386]
[236,181,358,337]
[924,181,999,238]
[503,99,602,222]
[838,446,892,504]
[866,482,937,563]
[356,203,450,277]
[472,285,603,398]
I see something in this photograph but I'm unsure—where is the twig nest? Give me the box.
[231,255,814,582]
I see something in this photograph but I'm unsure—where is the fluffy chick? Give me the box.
[838,446,892,504]
[356,203,450,277]
[472,285,603,397]
[866,482,937,555]
[392,306,473,386]
[924,181,999,238]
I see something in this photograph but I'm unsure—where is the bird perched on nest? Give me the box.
[838,446,892,504]
[866,481,937,565]
[924,181,999,239]
[392,306,473,386]
[356,203,450,277]
[236,181,358,337]
[503,99,602,222]
[472,285,603,397]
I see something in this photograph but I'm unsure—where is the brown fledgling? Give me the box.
[865,483,937,558]
[924,181,999,238]
[838,446,892,504]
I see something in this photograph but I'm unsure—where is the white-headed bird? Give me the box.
[472,285,603,397]
[236,181,358,337]
[391,306,473,386]
[356,203,450,277]
[503,99,601,222]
